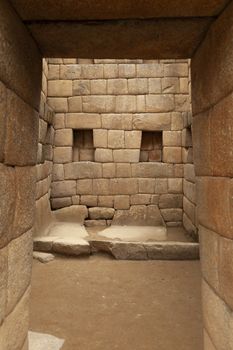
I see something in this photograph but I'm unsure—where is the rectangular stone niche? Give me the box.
[140,131,162,162]
[73,129,95,161]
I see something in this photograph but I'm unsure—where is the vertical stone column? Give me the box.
[191,2,233,349]
[0,1,42,349]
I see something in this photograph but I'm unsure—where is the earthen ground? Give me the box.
[30,255,202,350]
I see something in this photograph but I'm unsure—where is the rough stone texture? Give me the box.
[113,205,164,226]
[54,205,88,223]
[33,251,55,263]
[0,247,7,325]
[89,207,115,220]
[53,238,90,256]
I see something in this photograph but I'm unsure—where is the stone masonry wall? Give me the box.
[0,1,42,349]
[191,2,233,349]
[47,58,194,227]
[35,59,55,237]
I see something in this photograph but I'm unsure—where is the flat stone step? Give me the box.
[33,251,55,263]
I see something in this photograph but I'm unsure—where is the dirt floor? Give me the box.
[30,255,202,350]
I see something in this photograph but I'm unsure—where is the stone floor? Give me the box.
[30,255,203,350]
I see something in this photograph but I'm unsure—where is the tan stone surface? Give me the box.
[113,205,164,226]
[146,95,174,113]
[54,205,88,223]
[53,147,72,163]
[54,129,73,147]
[95,149,113,162]
[7,230,33,314]
[113,149,140,163]
[64,162,102,179]
[102,114,132,130]
[159,194,183,209]
[0,82,6,162]
[110,178,138,195]
[51,180,76,197]
[48,80,72,97]
[163,147,182,163]
[116,164,131,178]
[0,246,7,325]
[92,179,110,195]
[93,129,108,148]
[77,179,93,195]
[66,113,101,129]
[89,207,115,220]
[124,131,142,149]
[132,113,171,131]
[114,196,130,210]
[219,235,233,310]
[102,163,116,178]
[47,98,68,113]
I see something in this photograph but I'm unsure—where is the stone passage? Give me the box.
[44,58,197,233]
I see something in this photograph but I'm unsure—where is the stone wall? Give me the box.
[35,59,55,237]
[47,58,192,227]
[0,0,42,349]
[191,2,233,349]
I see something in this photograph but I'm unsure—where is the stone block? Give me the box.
[113,149,140,163]
[53,113,65,129]
[0,82,6,162]
[64,162,102,179]
[159,194,183,209]
[0,287,30,350]
[168,178,183,193]
[77,179,93,195]
[102,163,116,178]
[148,78,161,93]
[119,64,135,78]
[51,180,76,198]
[102,113,132,130]
[51,197,72,209]
[138,179,155,194]
[110,178,138,195]
[7,230,32,314]
[164,63,188,77]
[116,163,131,178]
[115,96,136,113]
[130,194,151,205]
[54,205,88,223]
[171,112,184,131]
[219,235,233,310]
[92,179,110,195]
[132,163,173,178]
[95,149,113,162]
[72,195,80,205]
[52,164,64,181]
[47,98,68,113]
[146,95,174,112]
[104,64,119,79]
[125,131,142,148]
[114,196,130,210]
[81,65,103,79]
[93,129,108,148]
[73,80,90,95]
[54,129,73,146]
[33,252,55,264]
[90,79,106,95]
[183,197,196,223]
[163,131,182,146]
[136,95,146,112]
[203,330,217,350]
[137,64,163,77]
[80,195,98,207]
[184,164,196,183]
[0,246,7,324]
[0,164,16,248]
[180,78,189,94]
[183,213,197,238]
[13,166,36,239]
[85,220,107,227]
[182,128,193,148]
[98,196,114,208]
[38,119,47,144]
[5,90,38,166]
[113,205,164,226]
[163,147,182,163]
[82,96,115,113]
[107,79,128,94]
[128,78,148,94]
[48,64,60,80]
[48,80,72,97]
[199,226,219,293]
[108,130,125,149]
[53,238,90,256]
[68,96,82,112]
[162,77,180,93]
[89,207,115,220]
[66,113,101,129]
[183,179,196,204]
[161,209,183,222]
[53,147,72,163]
[132,113,171,131]
[60,65,81,79]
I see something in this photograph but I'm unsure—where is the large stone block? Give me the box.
[219,235,233,311]
[51,180,76,197]
[48,64,59,80]
[113,149,140,163]
[161,208,183,222]
[89,207,115,220]
[0,164,16,248]
[162,77,179,93]
[104,64,119,79]
[81,64,104,79]
[73,80,91,95]
[171,112,183,131]
[110,178,138,195]
[77,179,93,195]
[197,177,233,239]
[163,147,182,163]
[53,113,65,129]
[53,147,72,163]
[4,90,38,166]
[145,95,174,113]
[95,149,113,162]
[51,197,72,209]
[98,196,114,208]
[102,163,116,178]
[128,78,148,94]
[132,113,171,131]
[130,194,151,205]
[54,129,73,146]
[83,96,115,113]
[183,197,196,223]
[138,179,155,194]
[168,178,183,193]
[68,96,82,112]
[125,131,142,148]
[116,163,131,178]
[136,64,163,77]
[0,0,42,109]
[80,195,97,207]
[118,64,135,78]
[47,98,68,113]
[7,230,33,314]
[92,179,110,195]
[64,162,102,179]
[163,131,182,146]
[48,80,72,97]
[148,78,161,94]
[54,205,88,223]
[184,164,196,183]
[0,246,7,324]
[102,113,132,130]
[107,79,128,95]
[108,130,125,149]
[66,113,101,129]
[115,96,136,113]
[114,195,130,210]
[60,65,81,80]
[131,163,173,178]
[183,179,196,204]
[113,205,164,226]
[13,166,36,239]
[93,129,108,148]
[159,194,183,209]
[0,82,6,162]
[164,63,188,77]
[192,1,233,115]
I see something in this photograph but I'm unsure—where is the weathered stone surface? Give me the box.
[133,113,171,130]
[47,98,68,113]
[92,179,110,195]
[113,149,140,163]
[161,208,183,222]
[114,195,130,210]
[28,331,64,350]
[48,80,72,97]
[33,236,56,252]
[95,149,113,162]
[52,238,90,256]
[138,179,155,194]
[102,114,132,130]
[102,163,116,178]
[93,129,108,148]
[51,197,72,209]
[159,194,183,209]
[116,163,131,178]
[110,178,138,195]
[131,163,173,178]
[51,180,76,197]
[146,95,174,112]
[219,235,233,311]
[163,147,182,163]
[108,130,124,149]
[66,113,101,129]
[4,90,39,166]
[98,196,114,208]
[168,178,183,193]
[33,251,55,263]
[89,207,115,220]
[113,205,164,226]
[64,162,102,179]
[0,246,7,325]
[130,194,151,205]
[124,131,142,148]
[60,65,81,80]
[163,131,182,146]
[7,230,33,314]
[128,78,148,94]
[53,147,72,163]
[0,82,6,162]
[54,205,88,223]
[85,220,106,227]
[54,129,73,147]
